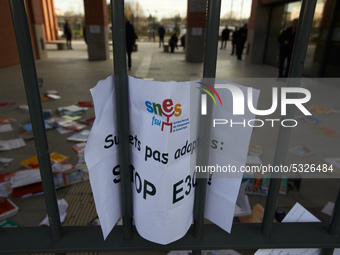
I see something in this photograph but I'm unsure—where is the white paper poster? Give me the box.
[85,75,259,244]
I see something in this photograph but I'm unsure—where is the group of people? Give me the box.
[220,19,297,77]
[64,17,297,77]
[228,19,297,77]
[130,19,297,76]
[167,33,186,53]
[220,24,248,60]
[158,25,185,53]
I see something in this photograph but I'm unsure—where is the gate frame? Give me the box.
[1,0,339,254]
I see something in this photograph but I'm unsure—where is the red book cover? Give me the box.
[0,171,17,182]
[11,182,43,198]
[0,198,15,214]
[77,101,93,107]
[0,198,19,220]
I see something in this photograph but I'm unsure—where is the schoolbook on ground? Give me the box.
[0,198,19,221]
[244,174,287,196]
[0,219,21,227]
[290,145,313,157]
[0,138,26,151]
[72,143,86,153]
[20,152,69,169]
[10,169,43,198]
[8,167,85,198]
[67,130,90,142]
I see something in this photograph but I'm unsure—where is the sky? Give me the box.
[54,0,252,20]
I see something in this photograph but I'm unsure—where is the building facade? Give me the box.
[247,0,340,77]
[0,0,59,68]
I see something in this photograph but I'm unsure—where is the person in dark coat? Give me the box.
[220,26,230,49]
[158,25,165,48]
[278,19,298,78]
[235,23,247,60]
[230,27,238,55]
[169,33,178,53]
[63,20,72,50]
[181,33,186,49]
[83,26,87,45]
[125,19,138,70]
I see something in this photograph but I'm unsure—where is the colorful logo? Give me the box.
[145,99,182,133]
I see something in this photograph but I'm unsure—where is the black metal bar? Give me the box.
[329,188,340,236]
[288,0,317,79]
[322,188,340,254]
[193,0,222,240]
[261,176,282,237]
[323,190,340,255]
[202,0,222,78]
[294,0,307,37]
[8,0,62,241]
[322,248,335,255]
[111,0,133,239]
[261,0,317,237]
[0,223,339,254]
[193,1,221,254]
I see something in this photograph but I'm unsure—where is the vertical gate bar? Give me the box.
[294,0,307,33]
[321,248,334,255]
[323,190,340,255]
[261,0,317,237]
[193,0,221,248]
[9,0,62,241]
[111,0,133,239]
[202,0,222,78]
[287,0,316,79]
[261,177,281,237]
[328,188,340,236]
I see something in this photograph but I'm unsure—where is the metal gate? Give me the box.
[2,0,340,254]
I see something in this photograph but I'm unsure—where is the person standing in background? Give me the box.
[126,18,138,70]
[278,19,298,78]
[235,23,247,60]
[230,27,238,56]
[169,33,178,53]
[181,33,186,49]
[158,25,165,48]
[64,20,72,50]
[220,25,230,49]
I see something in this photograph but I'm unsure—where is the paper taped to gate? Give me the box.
[85,75,259,244]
